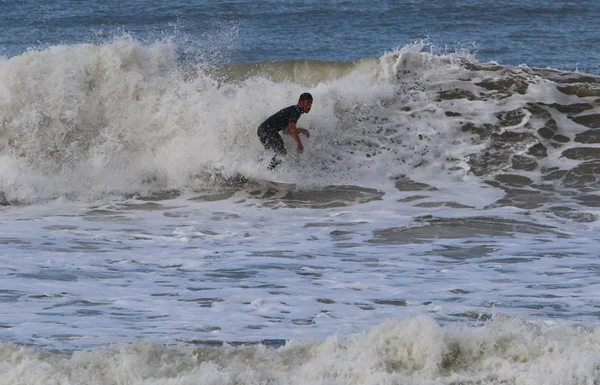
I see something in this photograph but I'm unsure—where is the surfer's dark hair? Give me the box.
[299,92,313,101]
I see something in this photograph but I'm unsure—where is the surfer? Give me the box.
[257,92,313,170]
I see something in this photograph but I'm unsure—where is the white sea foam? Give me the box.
[0,188,598,350]
[2,317,600,385]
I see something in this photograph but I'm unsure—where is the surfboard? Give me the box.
[248,177,296,192]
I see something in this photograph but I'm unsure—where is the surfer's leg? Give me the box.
[258,130,286,154]
[258,128,286,170]
[267,156,281,170]
[266,133,286,169]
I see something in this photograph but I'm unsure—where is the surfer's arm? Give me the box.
[287,122,305,154]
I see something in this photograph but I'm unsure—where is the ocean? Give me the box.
[1,1,600,384]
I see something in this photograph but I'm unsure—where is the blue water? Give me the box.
[2,0,599,73]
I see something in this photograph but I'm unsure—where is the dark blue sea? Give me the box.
[1,1,600,384]
[2,0,599,73]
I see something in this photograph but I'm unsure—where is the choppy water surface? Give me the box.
[2,177,599,344]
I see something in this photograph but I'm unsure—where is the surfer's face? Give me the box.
[299,99,313,113]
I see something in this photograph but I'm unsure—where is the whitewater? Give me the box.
[2,1,600,384]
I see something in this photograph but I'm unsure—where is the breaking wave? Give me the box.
[0,38,599,208]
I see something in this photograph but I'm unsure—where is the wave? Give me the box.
[1,316,599,385]
[201,58,381,86]
[0,38,599,205]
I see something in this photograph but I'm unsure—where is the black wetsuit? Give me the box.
[257,104,304,156]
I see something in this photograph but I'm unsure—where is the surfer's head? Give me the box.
[298,92,313,113]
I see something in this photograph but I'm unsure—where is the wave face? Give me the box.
[0,39,599,206]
